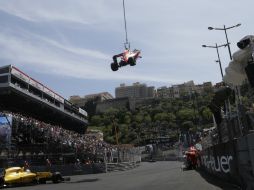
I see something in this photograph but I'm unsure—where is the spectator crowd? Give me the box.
[0,111,115,164]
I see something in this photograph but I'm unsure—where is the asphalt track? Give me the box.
[9,161,240,190]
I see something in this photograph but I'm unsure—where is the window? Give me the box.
[0,75,8,83]
[0,67,10,74]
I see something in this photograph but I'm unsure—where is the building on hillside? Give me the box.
[148,86,155,97]
[193,81,213,95]
[115,82,155,99]
[157,86,170,98]
[96,96,160,114]
[157,86,175,99]
[181,80,196,96]
[85,92,114,101]
[69,95,86,107]
[157,80,213,99]
[203,82,213,93]
[169,81,196,98]
[170,83,189,98]
[195,84,204,94]
[70,92,113,107]
[70,92,114,117]
[214,82,225,90]
[172,85,180,98]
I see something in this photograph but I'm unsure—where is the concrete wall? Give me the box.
[96,98,130,113]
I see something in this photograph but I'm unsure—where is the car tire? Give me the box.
[128,57,136,66]
[111,63,118,71]
[52,172,62,183]
[39,178,46,184]
[0,176,4,187]
[32,178,38,185]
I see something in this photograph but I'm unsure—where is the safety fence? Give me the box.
[140,144,178,161]
[104,145,141,163]
[0,146,142,176]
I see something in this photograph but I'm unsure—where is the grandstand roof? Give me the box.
[0,65,88,133]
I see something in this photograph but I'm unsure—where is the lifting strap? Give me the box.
[123,0,130,49]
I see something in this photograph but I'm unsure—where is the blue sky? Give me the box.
[0,0,253,98]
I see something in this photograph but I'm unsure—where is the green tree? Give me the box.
[176,108,195,121]
[201,107,213,122]
[181,121,194,131]
[90,115,102,126]
[144,114,152,123]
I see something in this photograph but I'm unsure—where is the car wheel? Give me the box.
[111,63,118,71]
[0,176,4,187]
[52,172,62,183]
[128,57,136,66]
[32,178,38,184]
[39,178,46,184]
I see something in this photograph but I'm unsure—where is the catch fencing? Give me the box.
[0,146,141,176]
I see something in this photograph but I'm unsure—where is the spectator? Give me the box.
[23,160,30,171]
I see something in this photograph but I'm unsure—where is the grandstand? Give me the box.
[0,112,107,166]
[0,65,93,167]
[0,65,88,133]
[0,65,139,172]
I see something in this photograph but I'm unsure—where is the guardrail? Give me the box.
[0,161,141,176]
[105,161,140,172]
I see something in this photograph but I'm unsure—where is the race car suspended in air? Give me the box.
[111,49,141,71]
[110,0,141,71]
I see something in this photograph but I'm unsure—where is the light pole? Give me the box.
[202,43,229,79]
[208,23,241,60]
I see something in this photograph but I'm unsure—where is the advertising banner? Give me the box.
[0,115,12,146]
[79,108,87,117]
[11,67,29,83]
[29,78,44,91]
[55,94,64,104]
[43,87,55,98]
[200,140,239,183]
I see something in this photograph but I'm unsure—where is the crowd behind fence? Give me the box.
[0,111,141,168]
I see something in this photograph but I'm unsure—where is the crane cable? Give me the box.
[122,0,130,49]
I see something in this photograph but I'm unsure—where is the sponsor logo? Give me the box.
[201,155,233,173]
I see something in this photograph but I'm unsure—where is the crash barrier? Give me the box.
[142,153,178,161]
[0,161,141,176]
[105,161,140,172]
[200,139,239,184]
[28,163,105,176]
[0,164,104,177]
[107,146,141,163]
[199,132,254,189]
[105,147,141,172]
